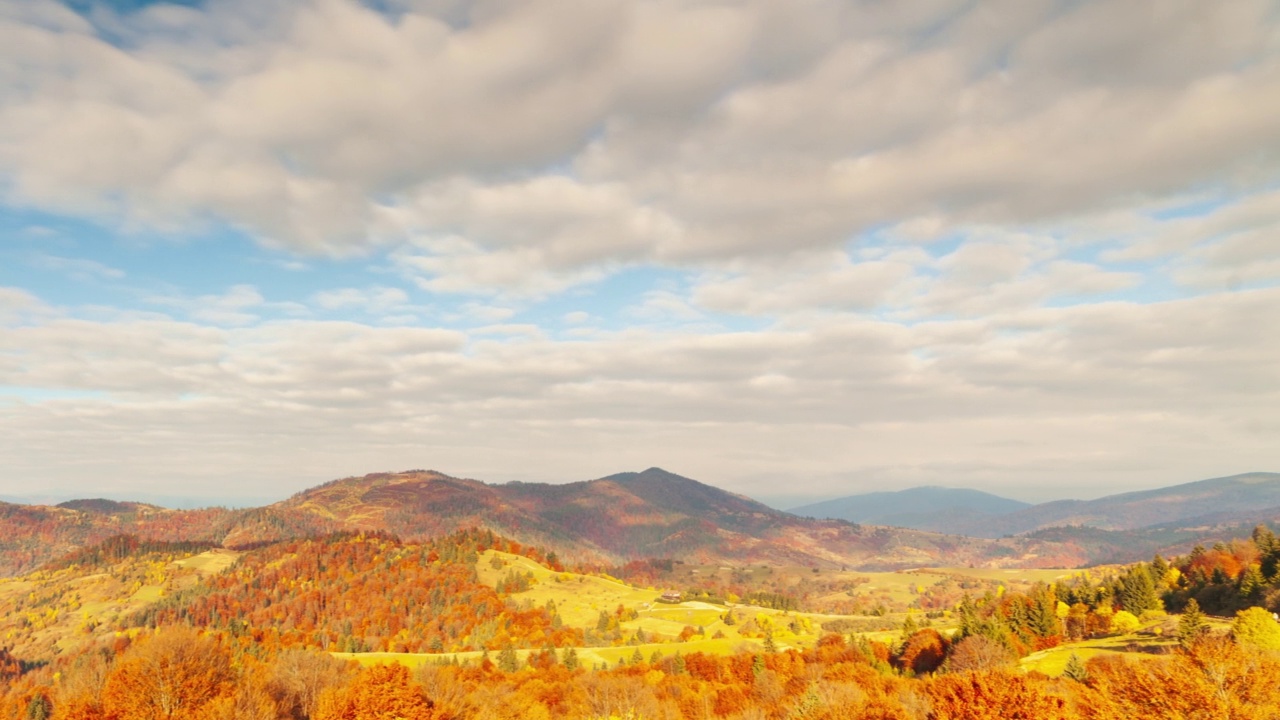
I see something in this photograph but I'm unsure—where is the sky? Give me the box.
[0,0,1278,508]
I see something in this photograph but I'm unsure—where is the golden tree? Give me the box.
[100,627,235,720]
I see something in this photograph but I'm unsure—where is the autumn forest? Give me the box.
[1,510,1280,720]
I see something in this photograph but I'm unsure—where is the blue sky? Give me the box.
[1,0,1278,507]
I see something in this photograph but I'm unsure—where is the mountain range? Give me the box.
[1,468,1278,577]
[793,472,1280,537]
[790,487,1031,531]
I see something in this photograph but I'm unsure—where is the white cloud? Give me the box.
[313,286,411,314]
[692,251,921,316]
[145,284,309,327]
[1,1,1279,500]
[0,0,1274,296]
[1,284,1276,498]
[30,254,125,281]
[0,287,46,323]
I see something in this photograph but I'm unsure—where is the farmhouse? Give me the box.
[658,590,683,604]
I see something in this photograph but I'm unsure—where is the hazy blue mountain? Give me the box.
[789,486,1031,532]
[952,472,1280,538]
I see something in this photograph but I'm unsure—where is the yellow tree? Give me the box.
[1231,607,1280,651]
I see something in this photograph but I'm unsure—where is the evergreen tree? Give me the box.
[1028,587,1060,638]
[764,630,777,653]
[1178,599,1209,647]
[900,614,919,647]
[1255,525,1280,579]
[631,647,644,665]
[1062,653,1088,683]
[1151,555,1169,583]
[956,595,978,638]
[1239,566,1266,601]
[25,695,51,720]
[497,645,519,673]
[562,647,579,671]
[1119,565,1160,615]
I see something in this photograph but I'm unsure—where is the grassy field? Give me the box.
[344,551,1205,679]
[920,567,1081,584]
[0,548,242,657]
[1021,616,1234,675]
[473,550,854,654]
[175,548,240,576]
[336,636,773,670]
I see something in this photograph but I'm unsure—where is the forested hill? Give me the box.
[0,468,1061,575]
[273,467,1031,570]
[4,468,1280,577]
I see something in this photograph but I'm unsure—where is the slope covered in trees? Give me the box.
[2,612,1279,718]
[3,524,1280,717]
[7,469,1280,577]
[131,530,579,655]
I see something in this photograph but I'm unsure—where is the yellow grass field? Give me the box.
[0,548,242,656]
[345,550,1202,679]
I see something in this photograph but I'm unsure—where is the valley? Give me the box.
[2,469,1280,718]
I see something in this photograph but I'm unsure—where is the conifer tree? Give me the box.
[1119,565,1160,615]
[1255,525,1280,579]
[1062,653,1088,683]
[900,614,919,647]
[1239,566,1266,601]
[497,645,519,673]
[561,647,579,671]
[1178,599,1208,647]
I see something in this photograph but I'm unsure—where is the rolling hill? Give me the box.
[0,468,1062,575]
[274,467,1031,569]
[2,468,1279,577]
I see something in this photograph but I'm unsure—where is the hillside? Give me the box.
[276,467,1042,569]
[2,524,1276,719]
[787,473,1280,542]
[789,487,1031,532]
[0,468,1076,576]
[5,468,1280,578]
[0,500,340,577]
[952,472,1280,538]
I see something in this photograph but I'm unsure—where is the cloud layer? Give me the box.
[0,0,1278,502]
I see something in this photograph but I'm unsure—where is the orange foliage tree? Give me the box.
[315,664,436,720]
[100,627,235,720]
[927,670,1073,720]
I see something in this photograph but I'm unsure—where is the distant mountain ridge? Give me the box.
[275,467,1010,569]
[790,487,1030,532]
[789,472,1280,539]
[1,468,1279,578]
[950,472,1280,538]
